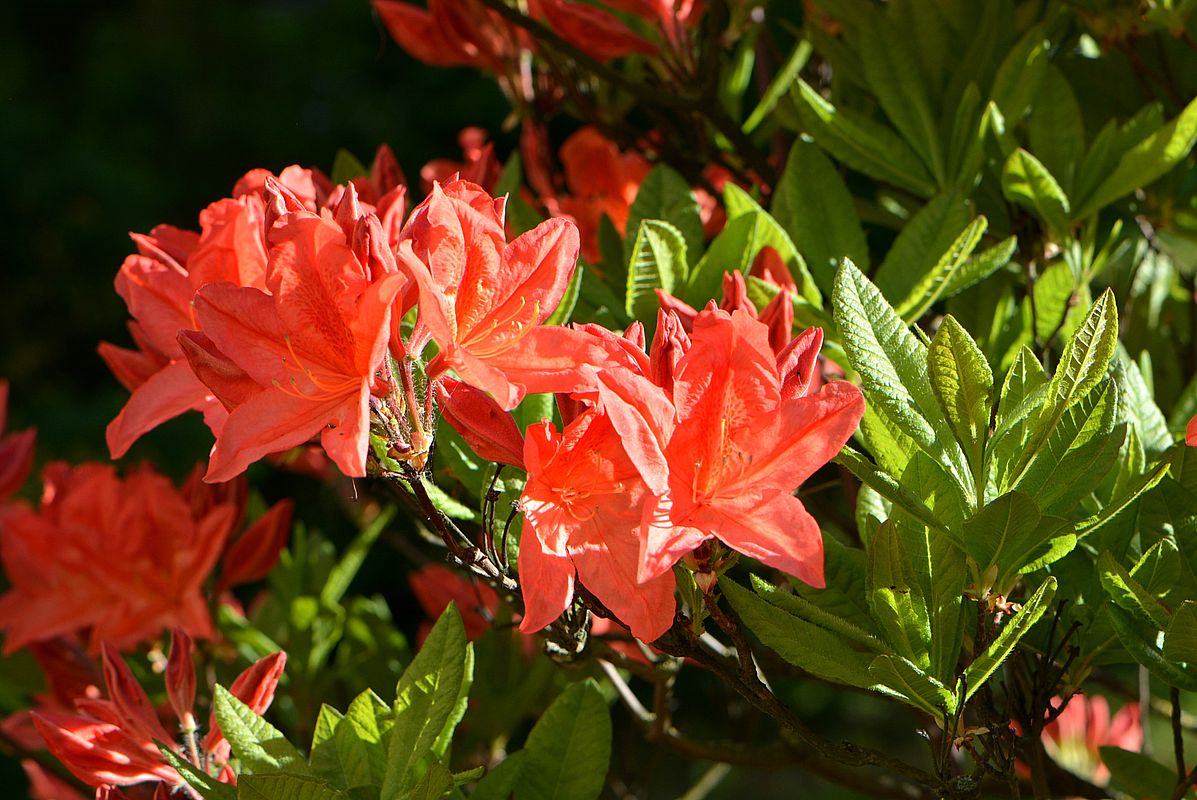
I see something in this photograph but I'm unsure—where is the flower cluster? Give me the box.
[102,159,862,643]
[0,462,291,653]
[33,629,285,793]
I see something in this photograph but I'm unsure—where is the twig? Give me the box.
[1173,687,1187,783]
[678,763,732,800]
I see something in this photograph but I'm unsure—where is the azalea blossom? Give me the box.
[373,0,655,75]
[398,179,619,409]
[518,408,677,642]
[33,631,285,792]
[183,208,404,482]
[1041,694,1142,785]
[0,380,35,501]
[102,155,406,461]
[0,463,290,653]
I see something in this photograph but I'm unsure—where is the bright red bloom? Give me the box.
[631,309,864,586]
[398,179,614,409]
[656,271,794,355]
[1187,412,1196,446]
[33,636,285,791]
[435,378,526,469]
[552,127,651,263]
[421,128,502,195]
[22,759,89,800]
[373,0,525,71]
[102,157,407,460]
[518,408,676,642]
[1041,694,1142,784]
[185,210,404,482]
[529,0,658,61]
[0,380,36,501]
[0,464,291,653]
[410,563,504,642]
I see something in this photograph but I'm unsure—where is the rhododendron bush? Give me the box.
[6,1,1197,799]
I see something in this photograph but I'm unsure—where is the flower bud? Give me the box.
[165,628,197,729]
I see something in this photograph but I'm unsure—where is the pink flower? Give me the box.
[1042,694,1142,785]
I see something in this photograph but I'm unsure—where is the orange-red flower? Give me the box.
[631,309,864,586]
[102,156,406,461]
[33,634,285,791]
[518,407,676,642]
[398,179,614,409]
[1041,694,1142,785]
[0,464,289,653]
[1187,412,1196,446]
[0,380,35,501]
[410,563,504,642]
[551,127,651,264]
[421,128,502,195]
[185,209,404,482]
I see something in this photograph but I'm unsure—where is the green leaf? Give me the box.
[382,606,474,798]
[239,776,347,800]
[945,82,985,188]
[158,743,238,800]
[868,654,956,716]
[790,79,937,197]
[1074,454,1171,540]
[874,193,970,305]
[895,216,987,322]
[544,264,583,326]
[1031,262,1079,345]
[938,235,1017,299]
[331,149,369,187]
[1099,551,1171,630]
[310,705,346,786]
[1073,95,1197,220]
[928,315,993,478]
[214,684,310,776]
[743,38,812,133]
[858,12,945,183]
[771,140,869,295]
[335,690,394,789]
[401,762,453,800]
[833,259,971,494]
[323,507,397,606]
[961,577,1056,702]
[1016,290,1119,481]
[1101,746,1181,800]
[624,165,704,268]
[686,202,818,307]
[1112,348,1172,456]
[866,521,932,668]
[1028,66,1084,195]
[989,25,1049,124]
[1132,539,1181,597]
[749,574,887,653]
[624,220,688,321]
[961,491,1042,574]
[1001,149,1070,236]
[493,152,524,198]
[516,680,611,800]
[469,752,526,800]
[1012,382,1123,514]
[991,348,1048,477]
[1106,604,1197,691]
[835,446,949,535]
[721,579,881,691]
[1163,602,1197,664]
